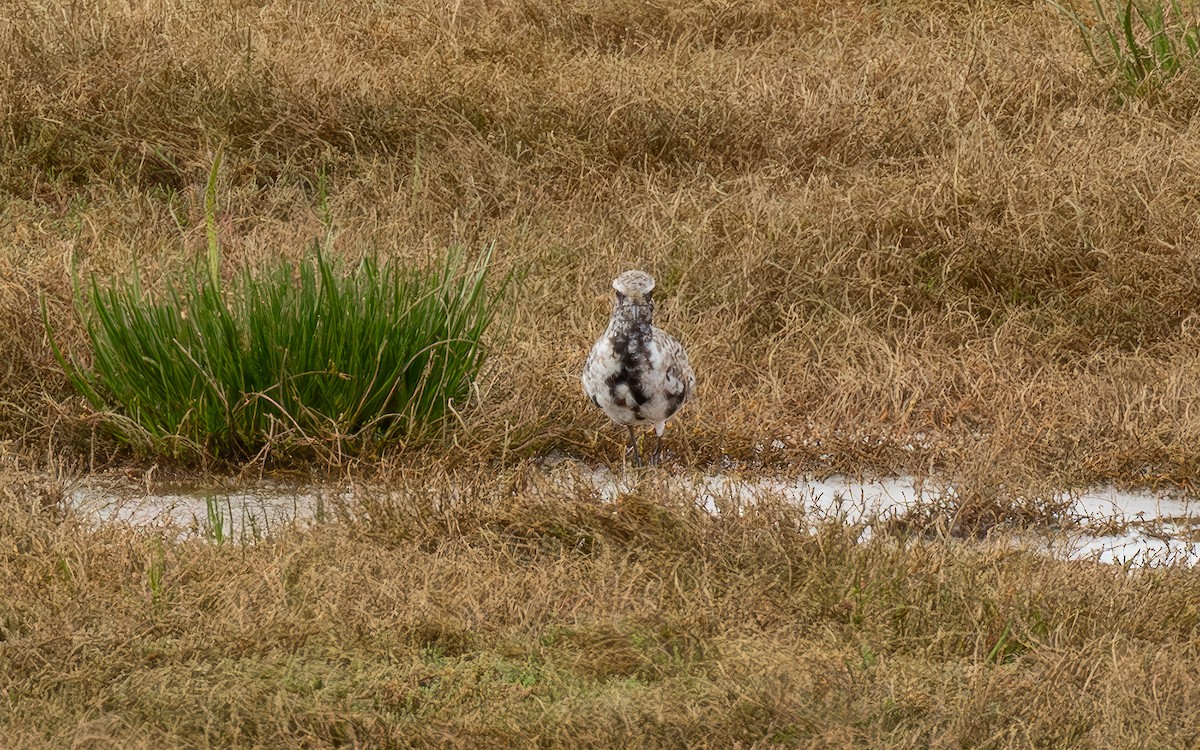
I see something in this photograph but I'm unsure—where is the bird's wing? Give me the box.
[657,332,695,399]
[582,339,607,399]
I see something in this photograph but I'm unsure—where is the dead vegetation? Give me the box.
[2,466,1199,749]
[7,1,1200,744]
[4,0,1200,494]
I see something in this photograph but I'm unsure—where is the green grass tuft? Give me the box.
[46,243,506,460]
[1050,0,1200,91]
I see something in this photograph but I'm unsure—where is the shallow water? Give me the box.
[66,461,1200,566]
[67,479,348,543]
[566,463,1200,566]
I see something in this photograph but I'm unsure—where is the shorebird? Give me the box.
[582,270,695,466]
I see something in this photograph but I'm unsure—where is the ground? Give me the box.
[3,0,1200,746]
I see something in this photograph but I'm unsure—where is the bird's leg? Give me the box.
[651,433,664,466]
[626,426,643,467]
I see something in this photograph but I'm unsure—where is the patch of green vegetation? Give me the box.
[1050,0,1200,91]
[46,158,507,460]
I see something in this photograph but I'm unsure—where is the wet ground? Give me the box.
[66,459,1200,566]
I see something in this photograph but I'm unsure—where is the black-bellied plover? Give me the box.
[582,270,695,465]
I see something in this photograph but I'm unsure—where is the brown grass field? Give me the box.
[4,0,1200,746]
[2,465,1200,749]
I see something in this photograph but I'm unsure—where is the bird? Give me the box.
[582,270,695,466]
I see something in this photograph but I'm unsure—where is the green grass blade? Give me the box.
[53,242,506,460]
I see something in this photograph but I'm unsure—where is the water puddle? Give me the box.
[65,460,1200,566]
[67,479,350,543]
[560,463,1200,566]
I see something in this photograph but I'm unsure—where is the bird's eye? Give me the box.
[615,291,626,303]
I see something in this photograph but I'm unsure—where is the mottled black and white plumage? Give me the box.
[582,270,695,465]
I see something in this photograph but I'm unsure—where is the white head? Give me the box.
[610,270,655,325]
[612,270,655,305]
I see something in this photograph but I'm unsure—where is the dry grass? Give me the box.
[2,465,1199,749]
[0,0,1195,492]
[6,0,1200,493]
[8,3,1200,744]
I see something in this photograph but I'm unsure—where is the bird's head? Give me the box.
[612,270,655,321]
